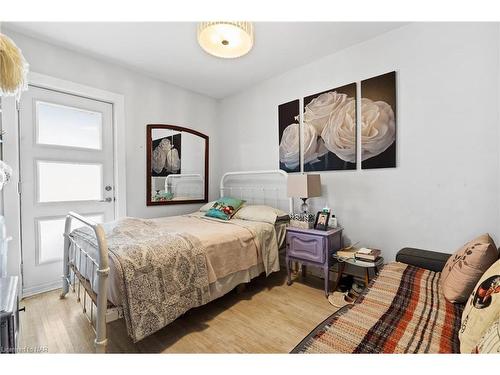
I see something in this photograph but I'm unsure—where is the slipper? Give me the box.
[344,292,357,304]
[328,291,351,308]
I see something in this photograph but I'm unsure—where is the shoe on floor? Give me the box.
[328,291,355,308]
[344,291,358,304]
[352,282,365,294]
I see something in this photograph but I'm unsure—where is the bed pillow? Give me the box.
[199,200,216,212]
[440,233,498,303]
[459,258,500,353]
[233,205,289,224]
[474,315,500,353]
[205,197,245,221]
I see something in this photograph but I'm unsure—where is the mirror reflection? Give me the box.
[147,125,208,205]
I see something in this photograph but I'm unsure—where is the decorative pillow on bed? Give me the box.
[440,233,498,303]
[233,205,289,224]
[459,258,500,353]
[205,197,245,220]
[474,315,500,353]
[199,200,216,212]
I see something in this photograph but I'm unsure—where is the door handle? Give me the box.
[99,197,113,203]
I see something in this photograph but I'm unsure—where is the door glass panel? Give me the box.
[36,101,103,150]
[37,214,104,264]
[37,161,103,202]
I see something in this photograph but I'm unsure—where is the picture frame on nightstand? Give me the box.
[314,210,330,231]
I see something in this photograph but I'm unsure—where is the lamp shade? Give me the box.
[287,174,321,198]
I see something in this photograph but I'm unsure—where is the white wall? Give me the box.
[217,23,500,261]
[3,29,219,220]
[3,23,500,267]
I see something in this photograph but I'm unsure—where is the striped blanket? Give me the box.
[293,262,463,353]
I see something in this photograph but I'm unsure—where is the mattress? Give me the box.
[70,212,287,306]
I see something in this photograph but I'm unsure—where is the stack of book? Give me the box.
[336,246,357,259]
[335,246,382,263]
[354,248,382,263]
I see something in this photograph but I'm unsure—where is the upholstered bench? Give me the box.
[292,252,463,353]
[293,236,500,354]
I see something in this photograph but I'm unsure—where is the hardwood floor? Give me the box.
[19,270,338,353]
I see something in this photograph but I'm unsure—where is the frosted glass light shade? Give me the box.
[197,22,254,59]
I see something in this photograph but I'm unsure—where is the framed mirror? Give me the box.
[146,124,209,206]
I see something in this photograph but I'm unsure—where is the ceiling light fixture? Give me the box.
[197,22,254,59]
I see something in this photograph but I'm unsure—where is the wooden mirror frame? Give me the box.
[146,124,209,206]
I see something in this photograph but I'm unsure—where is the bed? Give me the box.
[60,170,291,353]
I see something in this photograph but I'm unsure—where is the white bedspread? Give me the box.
[70,213,286,306]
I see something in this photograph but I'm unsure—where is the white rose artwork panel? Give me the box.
[151,133,181,177]
[303,83,357,171]
[278,99,301,172]
[361,71,396,169]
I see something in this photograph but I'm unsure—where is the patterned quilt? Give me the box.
[292,262,463,353]
[72,214,280,343]
[74,218,211,342]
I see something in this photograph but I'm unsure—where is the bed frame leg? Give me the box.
[95,338,108,353]
[94,225,110,353]
[235,283,246,294]
[61,212,110,353]
[60,215,72,299]
[94,269,109,354]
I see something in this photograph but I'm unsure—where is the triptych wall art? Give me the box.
[360,72,396,169]
[278,99,300,173]
[278,71,396,172]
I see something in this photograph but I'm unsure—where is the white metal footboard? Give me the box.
[60,211,117,353]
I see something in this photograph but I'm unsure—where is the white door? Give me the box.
[19,85,115,296]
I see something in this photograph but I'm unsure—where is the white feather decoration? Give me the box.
[0,33,29,100]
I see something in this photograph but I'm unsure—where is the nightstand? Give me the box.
[285,226,343,297]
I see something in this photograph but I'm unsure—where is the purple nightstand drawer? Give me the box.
[287,233,325,263]
[285,226,343,297]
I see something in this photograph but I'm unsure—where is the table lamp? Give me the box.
[287,174,321,214]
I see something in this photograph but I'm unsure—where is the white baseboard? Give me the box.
[22,279,61,298]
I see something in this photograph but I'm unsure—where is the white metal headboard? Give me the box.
[219,170,292,213]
